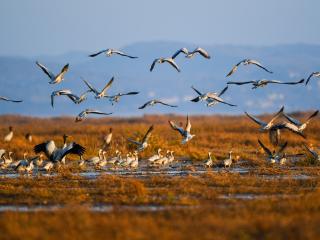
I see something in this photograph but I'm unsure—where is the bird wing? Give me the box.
[191,86,203,96]
[185,115,192,132]
[227,81,254,85]
[66,93,78,103]
[302,143,318,157]
[89,49,107,57]
[119,91,139,96]
[138,101,151,109]
[113,50,138,58]
[245,112,266,127]
[164,59,180,72]
[142,125,154,143]
[306,72,316,85]
[206,94,237,107]
[56,64,69,78]
[127,138,141,146]
[306,110,319,123]
[266,106,284,128]
[171,48,188,59]
[36,61,55,79]
[283,122,306,138]
[150,59,159,72]
[190,96,201,102]
[100,77,114,95]
[82,78,99,94]
[218,86,229,97]
[274,79,304,85]
[86,110,113,116]
[168,121,185,136]
[283,112,301,126]
[156,100,178,107]
[249,60,273,73]
[194,47,210,59]
[0,96,22,102]
[61,142,86,159]
[258,140,272,156]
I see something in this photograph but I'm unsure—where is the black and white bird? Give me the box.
[227,79,304,89]
[258,140,288,164]
[169,115,195,144]
[75,109,113,122]
[191,86,236,107]
[226,59,273,77]
[138,99,178,109]
[34,140,85,163]
[0,96,22,103]
[305,72,320,85]
[51,89,72,108]
[186,47,211,59]
[89,49,138,58]
[150,57,180,72]
[83,77,114,99]
[106,92,139,105]
[127,125,154,151]
[36,61,69,84]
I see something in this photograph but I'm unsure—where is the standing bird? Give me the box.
[51,89,72,108]
[223,151,233,168]
[191,86,236,107]
[75,109,113,122]
[169,115,195,144]
[127,125,154,151]
[34,140,85,163]
[186,47,211,59]
[258,140,288,164]
[83,77,114,99]
[138,99,178,109]
[89,49,138,58]
[36,61,69,84]
[150,57,180,72]
[226,59,273,77]
[25,133,32,143]
[106,92,139,105]
[4,126,14,142]
[204,152,213,168]
[305,72,320,85]
[227,79,304,89]
[0,96,22,103]
[103,128,113,149]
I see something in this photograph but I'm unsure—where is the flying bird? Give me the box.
[191,86,236,107]
[258,139,288,164]
[150,57,180,72]
[127,125,154,151]
[89,49,138,58]
[227,79,304,89]
[169,115,195,144]
[0,96,22,103]
[305,72,320,85]
[282,110,319,133]
[36,61,69,84]
[50,89,72,108]
[226,59,273,77]
[138,99,178,109]
[106,92,139,105]
[66,91,90,104]
[83,77,114,99]
[186,47,211,59]
[75,109,113,122]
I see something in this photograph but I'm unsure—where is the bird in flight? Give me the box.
[106,92,139,105]
[127,125,154,151]
[89,49,138,58]
[75,109,113,122]
[83,77,114,99]
[150,57,180,72]
[169,115,195,144]
[138,99,178,109]
[226,59,273,77]
[186,47,211,59]
[227,79,304,89]
[36,61,69,84]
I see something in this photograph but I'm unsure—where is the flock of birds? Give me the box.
[0,46,319,173]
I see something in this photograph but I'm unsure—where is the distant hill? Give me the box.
[0,41,319,117]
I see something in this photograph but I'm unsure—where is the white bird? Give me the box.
[36,61,69,84]
[97,151,108,168]
[204,152,213,168]
[258,140,288,164]
[51,89,72,108]
[103,128,113,149]
[75,109,113,122]
[83,77,114,99]
[223,151,233,168]
[169,115,195,144]
[150,57,180,72]
[138,99,178,109]
[186,47,211,59]
[4,126,14,142]
[66,91,90,104]
[34,140,85,163]
[0,96,22,103]
[282,110,318,133]
[167,151,175,164]
[227,79,304,89]
[226,59,273,77]
[147,148,163,162]
[89,49,138,58]
[87,149,103,165]
[191,86,236,107]
[1,151,13,166]
[128,152,139,168]
[109,150,121,164]
[127,125,154,151]
[171,48,189,59]
[305,72,320,85]
[43,161,54,172]
[106,92,139,105]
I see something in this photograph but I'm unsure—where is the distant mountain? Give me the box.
[0,41,319,117]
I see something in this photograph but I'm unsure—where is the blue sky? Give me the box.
[0,0,319,56]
